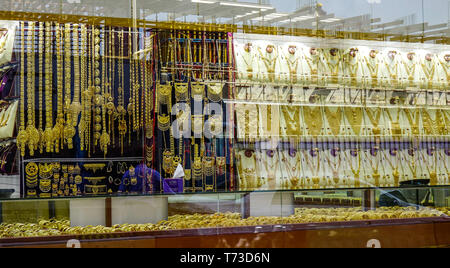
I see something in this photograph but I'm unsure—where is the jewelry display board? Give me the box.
[232,33,450,191]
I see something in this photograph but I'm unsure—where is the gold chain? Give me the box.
[26,22,40,156]
[17,21,28,157]
[323,107,342,136]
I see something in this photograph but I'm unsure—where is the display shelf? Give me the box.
[1,185,448,202]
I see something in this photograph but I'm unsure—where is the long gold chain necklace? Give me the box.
[26,22,40,156]
[38,22,44,154]
[324,107,342,136]
[420,150,438,185]
[100,27,111,156]
[324,149,342,185]
[348,149,361,187]
[17,21,28,157]
[70,24,81,128]
[383,149,400,186]
[93,26,102,149]
[63,23,75,149]
[79,24,87,152]
[53,24,64,153]
[403,149,418,180]
[43,22,54,153]
[344,107,363,136]
[365,150,381,186]
[303,106,323,137]
[241,49,254,75]
[365,107,382,136]
[305,150,321,188]
[117,29,127,154]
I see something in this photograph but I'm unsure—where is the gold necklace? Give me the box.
[156,82,172,110]
[175,82,189,102]
[53,23,65,154]
[304,150,321,189]
[206,82,224,102]
[285,51,300,84]
[63,23,75,150]
[422,60,436,89]
[258,47,277,83]
[191,82,205,101]
[240,49,254,78]
[17,22,28,157]
[422,109,443,136]
[385,56,398,88]
[324,150,342,185]
[365,56,379,87]
[79,24,87,152]
[420,150,438,185]
[386,108,402,136]
[303,106,323,137]
[281,105,301,137]
[326,51,340,84]
[70,24,82,128]
[366,150,381,187]
[100,27,110,156]
[38,22,44,154]
[403,150,418,180]
[344,107,363,136]
[93,27,102,148]
[43,22,54,153]
[404,109,420,136]
[305,53,320,76]
[117,30,127,154]
[346,149,361,188]
[365,107,382,136]
[26,22,40,156]
[404,58,416,87]
[323,107,342,136]
[439,59,450,84]
[383,150,400,186]
[347,55,359,87]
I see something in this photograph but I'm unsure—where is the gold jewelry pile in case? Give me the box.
[16,22,153,157]
[0,207,448,238]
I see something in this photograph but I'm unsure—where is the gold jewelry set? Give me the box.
[25,162,83,198]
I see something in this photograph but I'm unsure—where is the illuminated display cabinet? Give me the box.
[0,0,449,248]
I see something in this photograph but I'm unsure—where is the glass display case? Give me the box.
[0,0,448,248]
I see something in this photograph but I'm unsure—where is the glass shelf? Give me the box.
[1,184,448,202]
